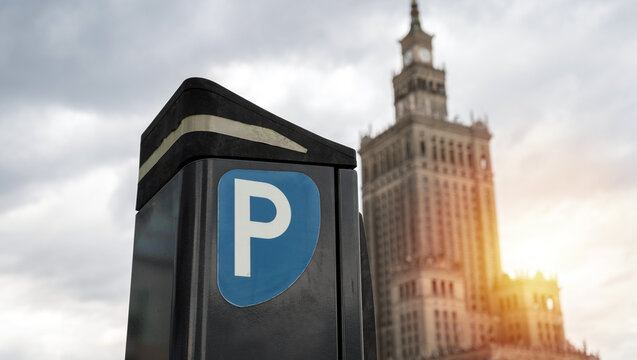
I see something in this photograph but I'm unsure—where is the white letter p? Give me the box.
[234,178,291,277]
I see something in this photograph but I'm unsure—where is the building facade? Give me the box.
[359,2,599,360]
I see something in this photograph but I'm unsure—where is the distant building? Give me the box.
[358,2,599,359]
[495,272,565,348]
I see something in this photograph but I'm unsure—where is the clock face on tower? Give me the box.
[418,48,431,63]
[403,50,413,66]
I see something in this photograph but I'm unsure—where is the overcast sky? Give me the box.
[0,0,635,359]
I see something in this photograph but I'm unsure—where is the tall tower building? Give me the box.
[360,1,499,358]
[359,2,599,360]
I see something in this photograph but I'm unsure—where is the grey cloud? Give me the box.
[0,0,400,113]
[0,191,134,301]
[0,108,143,214]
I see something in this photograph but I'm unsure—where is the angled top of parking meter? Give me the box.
[136,77,357,210]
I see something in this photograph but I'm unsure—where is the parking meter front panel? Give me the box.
[178,158,338,359]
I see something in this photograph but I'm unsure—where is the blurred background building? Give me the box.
[359,2,600,359]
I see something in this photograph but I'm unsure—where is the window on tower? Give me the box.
[417,78,426,90]
[547,297,555,311]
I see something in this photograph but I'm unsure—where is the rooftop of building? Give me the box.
[500,271,559,285]
[359,114,491,152]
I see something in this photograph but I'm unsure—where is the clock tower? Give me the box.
[394,0,447,122]
[361,1,498,357]
[360,2,600,359]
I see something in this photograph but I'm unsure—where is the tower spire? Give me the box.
[410,0,421,31]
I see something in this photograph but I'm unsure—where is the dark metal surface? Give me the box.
[125,171,182,360]
[359,214,378,360]
[337,169,363,359]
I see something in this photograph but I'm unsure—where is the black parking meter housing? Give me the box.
[125,78,377,359]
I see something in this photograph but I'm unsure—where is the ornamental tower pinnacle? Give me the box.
[410,0,422,31]
[394,0,448,122]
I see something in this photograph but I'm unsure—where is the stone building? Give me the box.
[359,2,599,360]
[494,271,575,351]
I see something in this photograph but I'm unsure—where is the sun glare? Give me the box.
[503,237,559,277]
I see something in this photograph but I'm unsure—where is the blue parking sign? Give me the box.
[217,169,321,307]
